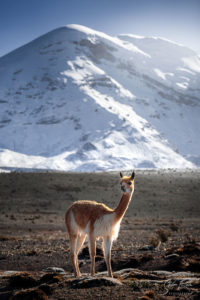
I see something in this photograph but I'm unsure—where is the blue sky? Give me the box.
[0,0,199,57]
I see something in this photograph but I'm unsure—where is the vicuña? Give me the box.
[65,171,135,277]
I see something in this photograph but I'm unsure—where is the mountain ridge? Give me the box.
[0,24,199,171]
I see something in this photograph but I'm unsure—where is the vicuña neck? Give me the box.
[114,191,133,222]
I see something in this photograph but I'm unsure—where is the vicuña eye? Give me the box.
[128,182,132,185]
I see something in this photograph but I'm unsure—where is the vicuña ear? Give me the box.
[120,172,123,178]
[131,171,135,179]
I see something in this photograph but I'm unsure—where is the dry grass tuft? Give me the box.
[149,236,160,248]
[40,273,63,284]
[169,222,179,232]
[10,287,48,300]
[113,273,124,281]
[140,296,152,300]
[9,272,37,288]
[156,228,170,243]
[144,290,156,299]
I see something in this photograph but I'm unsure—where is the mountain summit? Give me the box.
[0,24,199,171]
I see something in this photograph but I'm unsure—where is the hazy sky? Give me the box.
[0,0,199,57]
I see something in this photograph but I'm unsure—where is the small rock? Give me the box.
[170,271,198,278]
[165,253,180,259]
[70,276,123,288]
[152,270,172,276]
[43,267,66,274]
[138,245,155,251]
[0,271,18,277]
[114,268,136,275]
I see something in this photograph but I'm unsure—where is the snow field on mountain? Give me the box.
[0,24,199,171]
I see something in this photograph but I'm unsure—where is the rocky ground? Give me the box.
[0,169,200,299]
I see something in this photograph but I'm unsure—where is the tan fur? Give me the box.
[65,172,135,278]
[66,200,113,233]
[114,192,131,222]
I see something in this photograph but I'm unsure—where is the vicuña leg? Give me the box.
[89,235,96,276]
[103,236,113,277]
[69,234,81,277]
[76,234,86,255]
[75,234,86,277]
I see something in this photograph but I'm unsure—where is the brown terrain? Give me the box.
[0,169,200,299]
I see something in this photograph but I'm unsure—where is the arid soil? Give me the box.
[0,169,200,299]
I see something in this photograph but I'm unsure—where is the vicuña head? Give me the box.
[65,171,135,278]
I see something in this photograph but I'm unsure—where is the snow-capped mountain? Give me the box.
[0,24,199,171]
